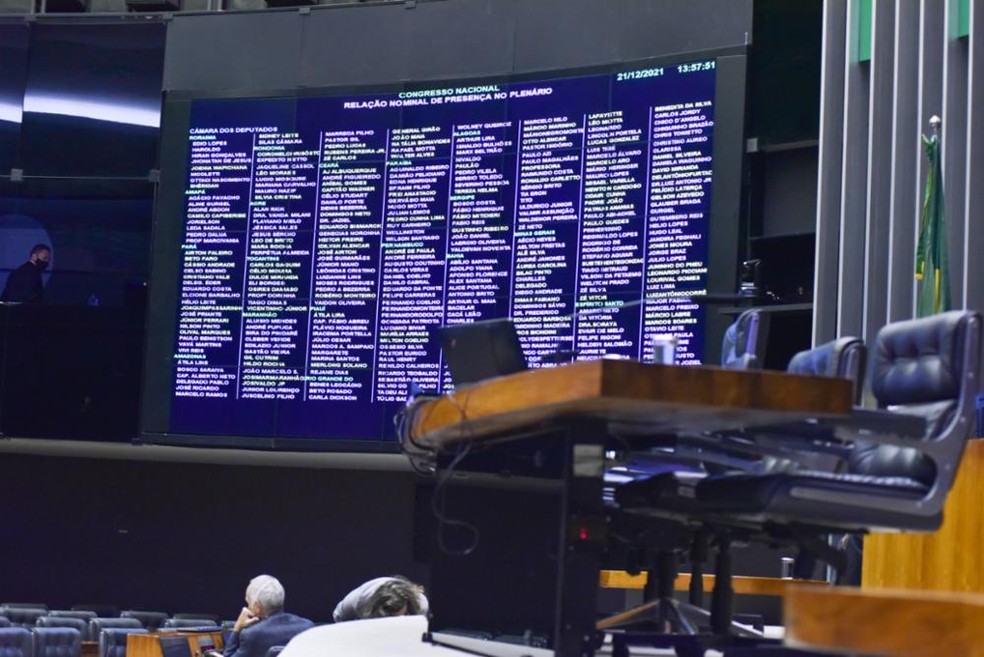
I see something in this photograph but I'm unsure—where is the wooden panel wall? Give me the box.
[863,439,984,592]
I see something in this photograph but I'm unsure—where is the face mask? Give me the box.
[37,260,49,271]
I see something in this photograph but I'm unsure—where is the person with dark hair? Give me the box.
[332,576,428,622]
[1,244,51,303]
[223,575,314,657]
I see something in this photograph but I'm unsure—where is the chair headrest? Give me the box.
[788,337,858,377]
[36,618,86,632]
[787,336,865,402]
[32,627,82,645]
[871,310,974,406]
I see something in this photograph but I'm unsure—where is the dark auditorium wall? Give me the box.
[162,0,753,93]
[0,452,425,622]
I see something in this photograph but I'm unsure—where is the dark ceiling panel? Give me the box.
[164,12,304,93]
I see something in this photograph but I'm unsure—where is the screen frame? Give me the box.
[140,46,747,452]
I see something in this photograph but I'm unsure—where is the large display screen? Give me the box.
[144,54,742,448]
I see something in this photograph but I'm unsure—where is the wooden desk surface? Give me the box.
[599,571,829,597]
[411,360,853,448]
[784,586,984,656]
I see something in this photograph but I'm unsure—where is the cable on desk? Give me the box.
[428,389,480,557]
[394,396,440,475]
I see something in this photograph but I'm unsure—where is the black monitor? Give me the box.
[439,319,528,387]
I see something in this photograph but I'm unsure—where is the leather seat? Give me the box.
[97,629,146,657]
[162,618,218,629]
[697,310,982,533]
[33,627,82,657]
[0,628,34,657]
[47,612,96,622]
[119,612,168,632]
[0,608,46,628]
[88,619,142,644]
[35,618,88,639]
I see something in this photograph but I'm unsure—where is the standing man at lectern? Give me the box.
[223,575,314,657]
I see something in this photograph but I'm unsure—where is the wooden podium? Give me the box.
[862,438,984,593]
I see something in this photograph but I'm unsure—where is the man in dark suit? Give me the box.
[223,575,314,657]
[1,244,51,303]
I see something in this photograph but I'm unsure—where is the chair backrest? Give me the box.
[852,310,982,513]
[0,628,34,657]
[69,607,118,620]
[0,609,46,628]
[170,614,219,622]
[88,619,142,643]
[119,612,168,632]
[34,619,87,638]
[721,309,769,370]
[97,629,146,657]
[161,619,218,629]
[0,619,10,629]
[787,336,866,404]
[46,613,95,622]
[32,627,81,657]
[0,606,46,613]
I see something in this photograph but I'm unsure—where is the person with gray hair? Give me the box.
[332,576,429,622]
[224,575,314,657]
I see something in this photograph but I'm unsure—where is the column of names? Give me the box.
[174,129,253,400]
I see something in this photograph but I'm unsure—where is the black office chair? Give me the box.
[97,628,147,657]
[33,627,82,657]
[1,604,48,612]
[698,310,980,531]
[88,618,142,643]
[48,611,97,621]
[162,618,218,629]
[725,336,867,471]
[0,628,33,657]
[0,608,47,628]
[36,617,89,638]
[171,613,220,622]
[689,310,981,631]
[70,606,119,619]
[788,336,865,401]
[120,611,169,632]
[721,309,769,370]
[610,313,976,641]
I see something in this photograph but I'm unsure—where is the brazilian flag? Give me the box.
[915,131,951,317]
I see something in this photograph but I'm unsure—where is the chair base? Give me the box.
[599,597,763,638]
[608,624,773,657]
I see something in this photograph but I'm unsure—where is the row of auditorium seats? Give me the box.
[0,620,232,657]
[0,626,150,657]
[0,606,226,636]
